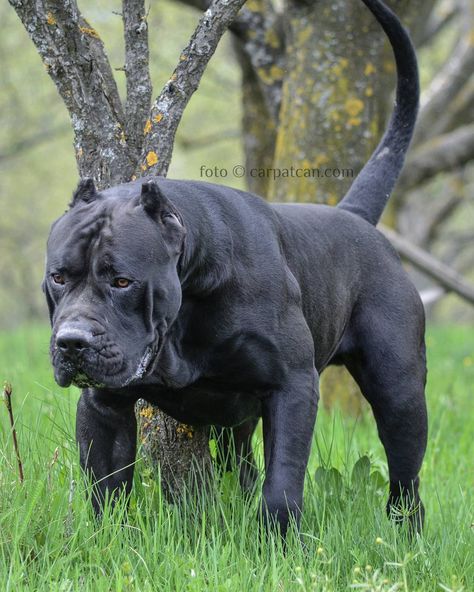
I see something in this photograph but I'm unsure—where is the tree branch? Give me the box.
[122,0,152,161]
[176,0,285,119]
[415,26,474,145]
[398,124,474,192]
[421,194,465,248]
[417,0,460,47]
[420,254,474,307]
[379,225,474,305]
[419,286,446,307]
[138,0,247,178]
[430,76,474,138]
[8,0,135,187]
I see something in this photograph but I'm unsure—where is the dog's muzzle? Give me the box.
[52,323,123,388]
[52,322,162,389]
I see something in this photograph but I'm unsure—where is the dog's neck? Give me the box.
[175,201,234,296]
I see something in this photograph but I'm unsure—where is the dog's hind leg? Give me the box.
[214,418,259,493]
[339,301,428,532]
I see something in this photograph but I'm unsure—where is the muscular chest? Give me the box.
[141,325,286,426]
[142,380,264,427]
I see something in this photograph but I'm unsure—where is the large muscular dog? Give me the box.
[44,0,427,536]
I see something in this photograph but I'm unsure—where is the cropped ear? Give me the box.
[140,180,183,226]
[140,180,185,253]
[70,178,99,207]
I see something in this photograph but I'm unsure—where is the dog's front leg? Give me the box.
[261,368,319,537]
[76,389,137,516]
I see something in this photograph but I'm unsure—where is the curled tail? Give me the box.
[338,0,419,226]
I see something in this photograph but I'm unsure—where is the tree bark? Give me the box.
[270,0,387,203]
[122,0,153,163]
[136,403,212,501]
[8,0,135,188]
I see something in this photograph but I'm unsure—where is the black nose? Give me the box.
[56,327,93,358]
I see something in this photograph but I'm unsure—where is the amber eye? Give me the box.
[113,277,131,289]
[52,273,65,285]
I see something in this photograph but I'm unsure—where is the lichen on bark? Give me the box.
[268,0,435,205]
[136,400,212,501]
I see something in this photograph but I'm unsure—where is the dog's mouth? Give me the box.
[52,344,124,389]
[53,340,160,390]
[54,358,112,389]
[72,372,106,389]
[54,359,78,388]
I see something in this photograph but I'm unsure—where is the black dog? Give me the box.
[44,0,427,536]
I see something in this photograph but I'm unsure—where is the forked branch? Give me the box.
[138,0,247,178]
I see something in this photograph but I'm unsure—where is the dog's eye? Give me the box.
[113,277,131,289]
[52,273,65,285]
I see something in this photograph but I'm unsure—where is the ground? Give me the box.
[0,324,473,591]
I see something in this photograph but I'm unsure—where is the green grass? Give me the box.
[0,324,473,591]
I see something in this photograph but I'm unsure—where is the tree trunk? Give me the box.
[136,402,211,500]
[269,0,432,203]
[234,42,277,196]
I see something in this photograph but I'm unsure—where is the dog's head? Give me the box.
[43,178,185,389]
